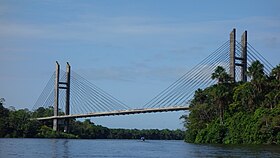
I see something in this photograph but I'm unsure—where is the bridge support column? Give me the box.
[229,29,248,82]
[230,28,236,82]
[53,61,60,131]
[241,31,247,82]
[64,62,71,133]
[53,61,71,132]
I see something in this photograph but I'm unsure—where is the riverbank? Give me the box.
[0,103,184,140]
[182,61,280,144]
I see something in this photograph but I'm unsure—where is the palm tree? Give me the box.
[271,64,280,81]
[211,66,231,84]
[211,67,232,124]
[247,60,265,81]
[247,61,267,107]
[212,84,229,124]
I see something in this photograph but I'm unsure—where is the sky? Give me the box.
[0,0,280,129]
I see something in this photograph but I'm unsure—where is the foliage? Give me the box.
[0,105,184,140]
[37,125,77,139]
[211,66,231,83]
[271,64,280,81]
[183,61,280,144]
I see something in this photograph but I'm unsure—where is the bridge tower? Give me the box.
[229,29,247,82]
[53,62,71,132]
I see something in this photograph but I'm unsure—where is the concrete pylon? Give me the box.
[230,28,236,82]
[64,62,71,133]
[53,62,71,132]
[53,61,60,131]
[241,31,247,82]
[229,29,248,82]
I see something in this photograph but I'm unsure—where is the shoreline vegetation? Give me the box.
[0,102,184,140]
[182,61,280,144]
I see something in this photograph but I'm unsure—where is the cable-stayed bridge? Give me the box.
[33,29,274,131]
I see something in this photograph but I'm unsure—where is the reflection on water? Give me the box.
[51,139,69,158]
[51,139,58,158]
[0,138,279,158]
[62,139,69,158]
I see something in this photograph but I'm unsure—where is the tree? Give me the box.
[211,66,232,124]
[211,66,231,84]
[183,61,280,144]
[212,84,230,124]
[247,60,267,105]
[0,98,9,137]
[0,98,5,106]
[232,82,255,111]
[247,60,265,81]
[271,64,280,81]
[263,90,279,109]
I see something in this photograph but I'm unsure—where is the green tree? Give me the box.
[232,82,255,111]
[0,98,5,106]
[211,66,232,124]
[0,98,9,137]
[211,66,231,84]
[247,60,267,106]
[247,60,265,81]
[183,61,280,144]
[212,84,230,124]
[271,64,280,81]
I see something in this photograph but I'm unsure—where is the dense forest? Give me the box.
[0,102,184,140]
[182,61,280,144]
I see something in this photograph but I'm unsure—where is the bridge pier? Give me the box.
[241,31,247,82]
[229,29,248,82]
[53,62,71,132]
[64,62,71,133]
[53,62,60,131]
[230,28,236,82]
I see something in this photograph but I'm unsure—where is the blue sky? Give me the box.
[0,0,279,129]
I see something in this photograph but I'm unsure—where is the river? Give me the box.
[0,138,280,158]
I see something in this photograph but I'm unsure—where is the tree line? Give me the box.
[182,61,280,144]
[0,102,184,140]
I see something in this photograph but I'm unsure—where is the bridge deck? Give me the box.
[35,106,189,120]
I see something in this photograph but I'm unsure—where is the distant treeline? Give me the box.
[182,61,280,144]
[0,103,184,140]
